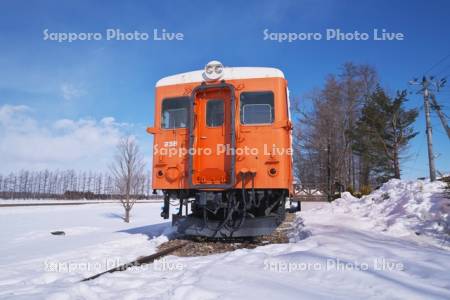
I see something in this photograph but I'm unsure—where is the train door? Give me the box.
[190,87,233,187]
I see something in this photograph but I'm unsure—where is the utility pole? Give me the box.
[422,80,436,181]
[410,76,436,181]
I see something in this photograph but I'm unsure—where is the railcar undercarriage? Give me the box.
[161,188,287,238]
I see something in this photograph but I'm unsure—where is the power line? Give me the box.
[404,54,450,179]
[430,93,450,139]
[424,53,450,75]
[435,64,450,77]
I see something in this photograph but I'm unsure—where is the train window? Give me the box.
[240,91,274,124]
[161,97,190,129]
[206,99,224,127]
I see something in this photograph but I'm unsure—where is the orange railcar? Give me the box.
[147,61,293,237]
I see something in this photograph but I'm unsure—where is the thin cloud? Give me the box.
[60,82,86,101]
[0,104,150,173]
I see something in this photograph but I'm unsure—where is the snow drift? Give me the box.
[323,179,450,245]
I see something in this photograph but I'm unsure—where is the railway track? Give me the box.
[80,212,297,281]
[80,241,189,282]
[158,212,295,256]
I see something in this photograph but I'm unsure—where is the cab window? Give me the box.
[206,99,224,127]
[240,91,274,124]
[161,97,190,129]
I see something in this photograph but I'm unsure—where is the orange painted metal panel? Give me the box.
[148,77,293,193]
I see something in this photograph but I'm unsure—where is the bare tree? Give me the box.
[110,136,146,223]
[145,171,151,197]
[293,62,378,193]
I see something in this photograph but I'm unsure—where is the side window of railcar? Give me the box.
[206,99,224,127]
[161,97,190,129]
[240,91,274,124]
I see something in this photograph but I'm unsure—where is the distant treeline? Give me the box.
[0,169,159,200]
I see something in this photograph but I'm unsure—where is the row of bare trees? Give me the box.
[0,168,152,200]
[1,136,155,223]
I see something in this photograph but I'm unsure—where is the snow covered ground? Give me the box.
[1,180,449,299]
[0,199,161,205]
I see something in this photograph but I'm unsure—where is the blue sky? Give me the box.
[0,0,449,178]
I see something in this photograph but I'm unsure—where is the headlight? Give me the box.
[214,65,223,74]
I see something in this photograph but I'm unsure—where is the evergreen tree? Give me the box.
[386,90,419,178]
[352,87,418,184]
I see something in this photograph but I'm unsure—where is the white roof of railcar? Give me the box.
[156,67,284,87]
